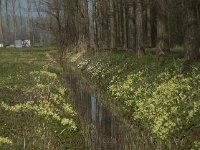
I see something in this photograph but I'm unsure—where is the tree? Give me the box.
[122,1,127,48]
[0,0,4,44]
[135,0,145,57]
[5,0,11,45]
[127,1,136,51]
[146,0,152,48]
[109,0,116,49]
[156,0,170,57]
[11,0,17,46]
[18,1,23,39]
[184,0,200,62]
[88,0,95,49]
[27,0,32,42]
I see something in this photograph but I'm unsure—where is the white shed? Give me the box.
[15,40,23,48]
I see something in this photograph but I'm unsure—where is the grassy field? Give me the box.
[67,48,200,149]
[0,48,84,150]
[0,48,52,81]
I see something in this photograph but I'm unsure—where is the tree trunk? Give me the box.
[6,0,10,45]
[114,0,120,48]
[94,0,101,50]
[122,1,127,48]
[109,0,116,49]
[80,0,90,46]
[12,0,17,47]
[0,0,4,44]
[151,0,157,47]
[27,0,32,42]
[18,1,23,39]
[156,0,170,56]
[184,0,200,62]
[102,0,109,49]
[146,0,152,47]
[135,0,145,57]
[88,0,95,49]
[118,1,123,47]
[127,1,136,51]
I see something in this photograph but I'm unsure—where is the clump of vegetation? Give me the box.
[67,49,200,149]
[0,137,12,149]
[192,141,200,150]
[0,49,84,150]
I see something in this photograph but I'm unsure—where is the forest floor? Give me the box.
[66,47,200,149]
[0,48,84,149]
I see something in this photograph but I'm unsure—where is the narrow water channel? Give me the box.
[62,64,157,150]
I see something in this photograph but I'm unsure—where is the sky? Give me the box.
[2,0,37,17]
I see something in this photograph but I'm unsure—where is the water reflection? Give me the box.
[62,64,157,150]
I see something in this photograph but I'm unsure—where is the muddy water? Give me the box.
[62,64,157,150]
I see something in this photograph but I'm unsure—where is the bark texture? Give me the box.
[135,0,145,57]
[156,0,170,56]
[184,0,200,62]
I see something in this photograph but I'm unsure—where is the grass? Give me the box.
[0,48,53,90]
[0,48,84,149]
[66,47,200,149]
[0,48,48,85]
[0,47,55,62]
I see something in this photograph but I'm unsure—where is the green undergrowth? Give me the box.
[66,49,200,149]
[0,48,84,149]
